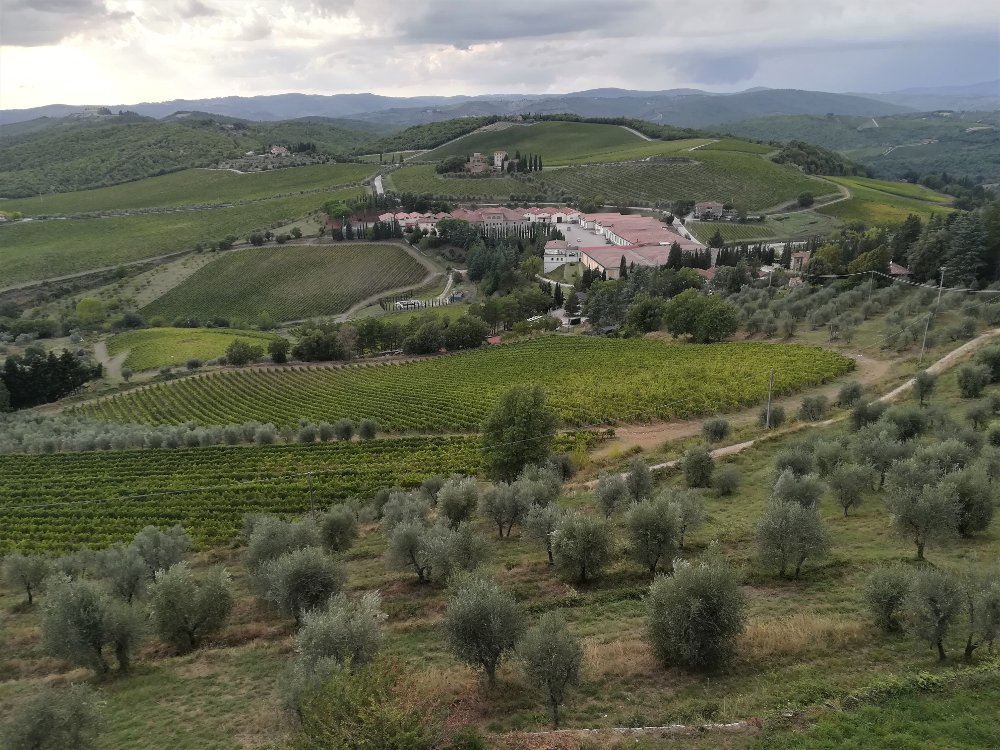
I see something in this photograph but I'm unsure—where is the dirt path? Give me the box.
[93,340,128,383]
[620,126,653,141]
[687,139,719,151]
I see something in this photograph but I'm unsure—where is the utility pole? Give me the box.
[765,368,775,429]
[919,267,945,364]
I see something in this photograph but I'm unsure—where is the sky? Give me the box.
[1,0,998,110]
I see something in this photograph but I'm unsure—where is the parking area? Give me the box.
[561,222,612,248]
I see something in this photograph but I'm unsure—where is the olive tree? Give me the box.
[957,362,990,398]
[667,489,705,549]
[318,506,359,552]
[837,381,864,407]
[906,567,963,661]
[624,457,654,501]
[914,369,936,405]
[295,592,386,672]
[437,475,479,529]
[863,565,912,633]
[771,469,825,508]
[3,552,49,605]
[551,512,614,584]
[516,463,564,506]
[421,522,489,585]
[1,685,102,750]
[941,468,994,537]
[380,491,431,532]
[712,464,742,496]
[624,496,679,576]
[420,475,446,504]
[148,563,234,652]
[702,417,730,443]
[774,448,814,478]
[594,472,630,518]
[681,444,714,488]
[884,479,959,560]
[260,548,346,626]
[518,612,582,729]
[958,568,1000,662]
[245,517,321,589]
[755,500,829,578]
[828,464,874,516]
[444,575,526,688]
[130,525,191,577]
[386,520,434,583]
[95,544,148,603]
[798,394,828,422]
[41,576,143,676]
[647,554,746,672]
[357,419,379,440]
[524,504,563,565]
[481,482,528,538]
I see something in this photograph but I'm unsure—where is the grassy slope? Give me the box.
[2,163,377,216]
[687,212,843,244]
[107,328,279,371]
[818,176,955,224]
[74,338,852,430]
[140,243,428,323]
[386,165,530,199]
[0,187,363,287]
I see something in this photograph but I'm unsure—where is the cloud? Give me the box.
[2,0,132,46]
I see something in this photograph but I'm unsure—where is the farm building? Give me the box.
[543,239,581,273]
[693,201,725,219]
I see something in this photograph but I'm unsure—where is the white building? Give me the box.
[542,239,580,272]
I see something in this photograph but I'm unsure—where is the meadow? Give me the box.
[1,163,377,216]
[386,165,532,200]
[107,328,280,371]
[0,437,480,553]
[687,211,843,244]
[818,176,955,224]
[0,187,363,287]
[75,337,853,430]
[533,150,832,210]
[140,243,428,323]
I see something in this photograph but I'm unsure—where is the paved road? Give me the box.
[373,175,384,196]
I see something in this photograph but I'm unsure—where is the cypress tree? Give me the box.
[619,256,628,279]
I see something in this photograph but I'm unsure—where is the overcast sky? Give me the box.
[1,0,998,110]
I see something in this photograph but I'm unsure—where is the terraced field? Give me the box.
[818,176,955,224]
[386,165,533,199]
[76,337,853,430]
[0,437,480,552]
[0,187,364,287]
[107,328,280,371]
[534,150,832,210]
[0,163,377,216]
[141,243,428,323]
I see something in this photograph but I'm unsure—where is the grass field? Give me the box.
[688,211,843,244]
[140,243,428,323]
[0,188,364,287]
[534,150,832,211]
[818,176,955,224]
[75,337,853,430]
[687,221,777,243]
[386,165,532,199]
[0,164,376,217]
[107,328,280,371]
[422,121,645,164]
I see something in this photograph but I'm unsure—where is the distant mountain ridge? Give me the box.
[9,84,994,128]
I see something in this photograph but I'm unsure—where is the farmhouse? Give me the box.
[465,152,490,174]
[693,201,725,219]
[269,145,290,156]
[493,151,508,169]
[790,250,812,272]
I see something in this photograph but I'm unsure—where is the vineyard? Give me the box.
[818,176,956,224]
[1,187,364,286]
[533,150,833,210]
[76,337,854,431]
[107,328,280,371]
[140,243,428,323]
[0,163,377,217]
[0,437,480,552]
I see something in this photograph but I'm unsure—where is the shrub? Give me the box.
[799,394,828,422]
[624,457,654,501]
[518,612,583,728]
[318,506,359,552]
[647,553,746,672]
[148,563,233,652]
[957,362,990,398]
[1,685,102,750]
[712,464,742,496]
[445,575,526,687]
[268,338,290,364]
[130,525,191,577]
[41,576,143,676]
[759,403,785,429]
[524,504,563,565]
[260,548,346,626]
[224,339,263,366]
[864,565,912,633]
[756,500,829,578]
[551,511,614,583]
[3,552,49,605]
[702,417,730,443]
[624,496,679,576]
[906,567,963,660]
[682,444,714,488]
[358,419,378,440]
[437,475,479,529]
[594,471,630,518]
[837,381,864,407]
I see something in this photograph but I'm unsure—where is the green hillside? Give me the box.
[818,176,955,224]
[107,327,280,371]
[0,187,363,287]
[422,121,647,164]
[722,111,1000,181]
[141,243,428,323]
[2,163,376,216]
